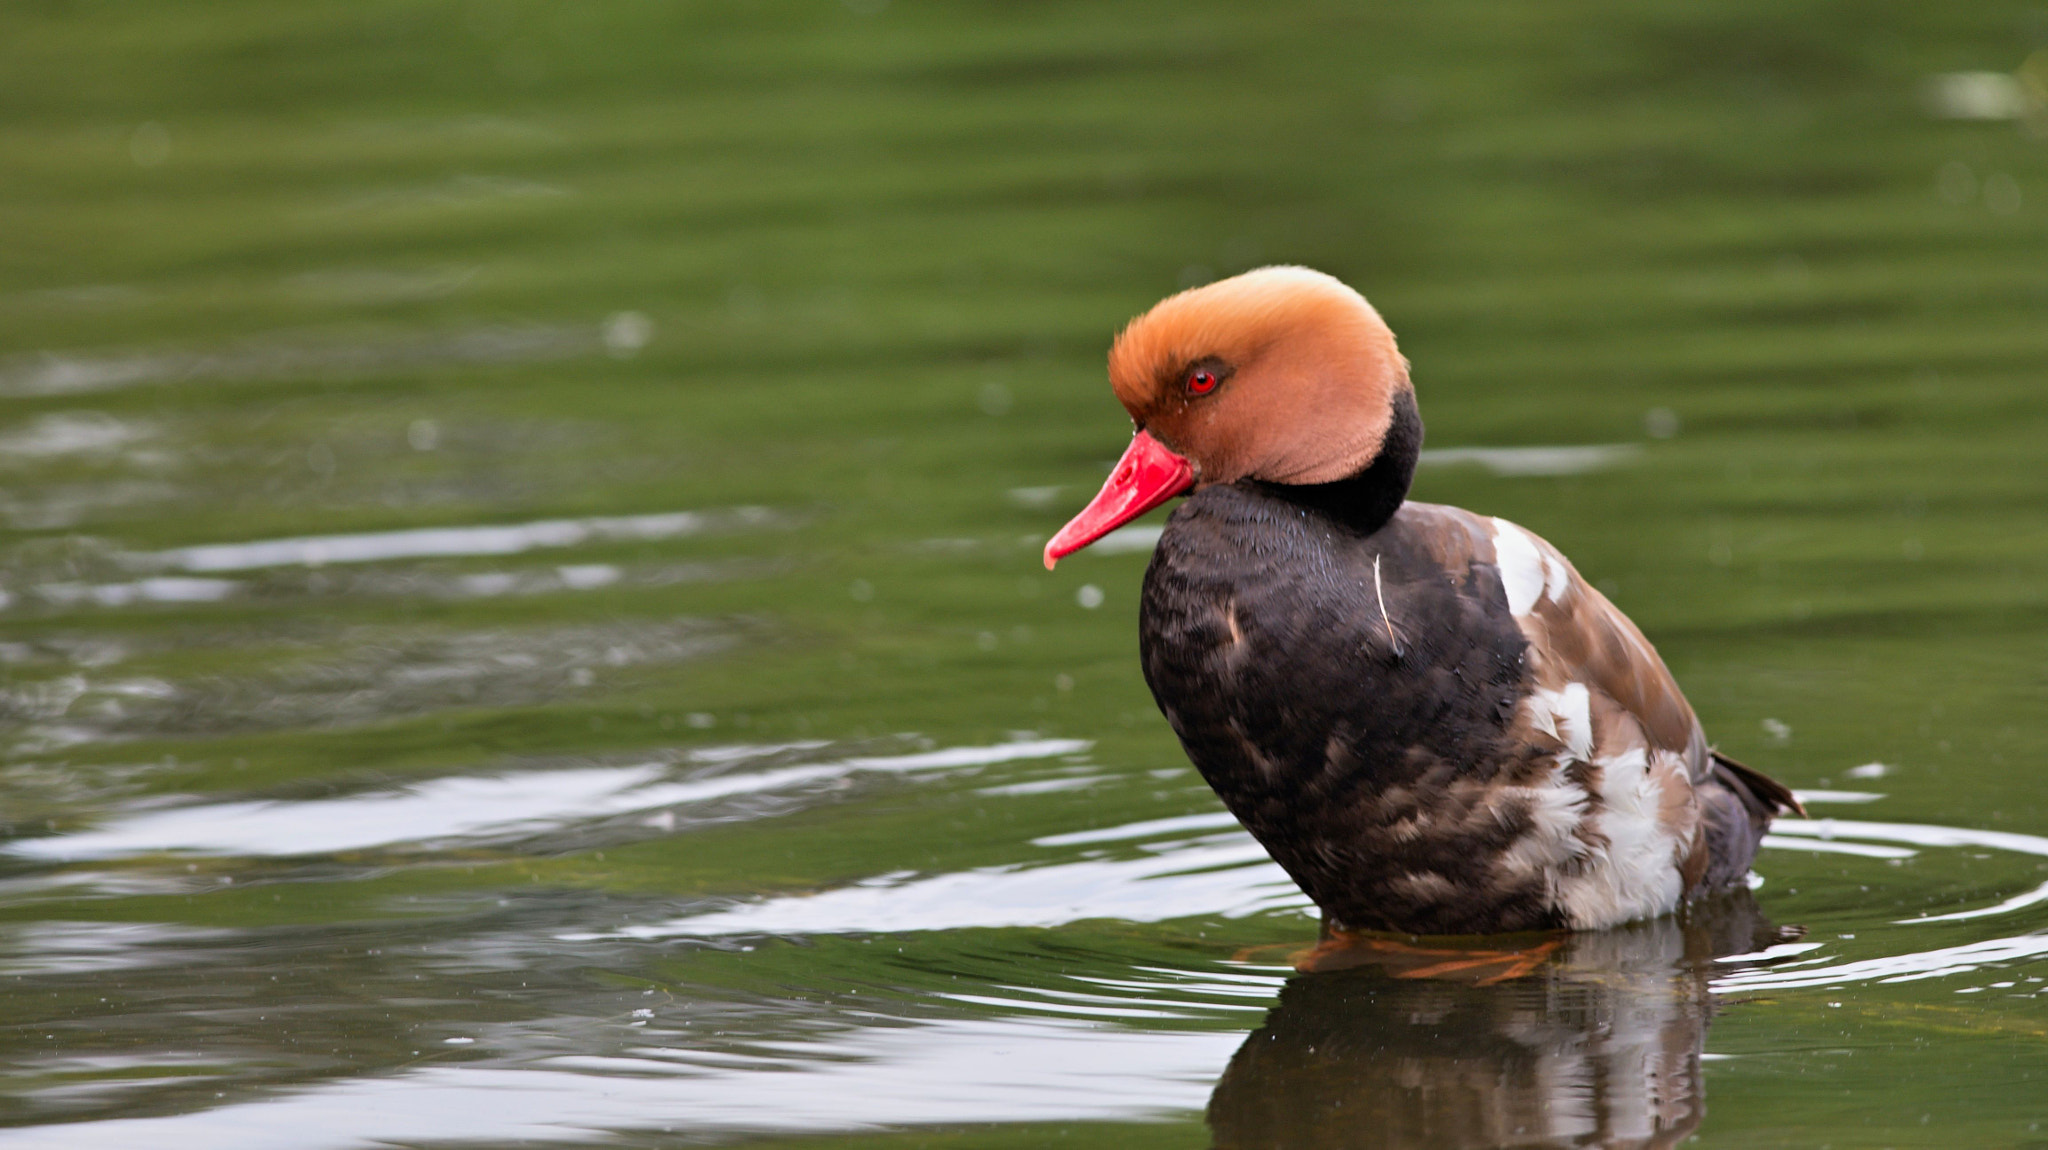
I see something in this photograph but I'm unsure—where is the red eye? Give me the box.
[1186,369,1218,395]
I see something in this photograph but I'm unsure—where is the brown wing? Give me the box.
[1500,522,1804,822]
[1416,508,1702,765]
[1405,506,1804,919]
[1506,527,1803,820]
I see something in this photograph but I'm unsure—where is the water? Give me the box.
[3,2,2046,1145]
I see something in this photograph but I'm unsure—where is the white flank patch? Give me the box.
[1527,683,1593,760]
[1542,550,1571,603]
[1491,518,1545,616]
[1555,745,1686,929]
[1496,762,1591,876]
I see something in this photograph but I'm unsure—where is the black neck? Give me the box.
[1248,387,1422,536]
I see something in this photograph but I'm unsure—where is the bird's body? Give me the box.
[1143,482,1789,933]
[1046,265,1799,935]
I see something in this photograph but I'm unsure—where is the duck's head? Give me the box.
[1044,266,1413,569]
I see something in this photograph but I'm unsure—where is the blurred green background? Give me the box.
[3,2,2047,1147]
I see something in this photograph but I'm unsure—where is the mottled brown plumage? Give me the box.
[1051,266,1801,934]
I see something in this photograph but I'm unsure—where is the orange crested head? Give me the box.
[1043,267,1414,568]
[1106,265,1410,487]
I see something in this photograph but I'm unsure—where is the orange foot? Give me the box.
[1292,932,1565,983]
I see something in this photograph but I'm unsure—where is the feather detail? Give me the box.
[1711,749,1808,818]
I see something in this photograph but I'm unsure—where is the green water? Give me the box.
[3,2,2047,1146]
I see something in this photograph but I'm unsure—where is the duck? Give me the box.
[1044,266,1803,936]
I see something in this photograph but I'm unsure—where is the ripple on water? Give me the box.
[563,796,2048,1003]
[3,506,785,617]
[134,506,779,573]
[0,1015,1241,1150]
[1710,815,2048,993]
[564,832,1302,941]
[0,324,609,399]
[0,617,743,751]
[0,921,236,977]
[1415,443,1642,477]
[1,746,2045,1147]
[0,412,157,461]
[5,738,1090,863]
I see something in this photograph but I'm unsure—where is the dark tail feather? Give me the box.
[1710,750,1807,818]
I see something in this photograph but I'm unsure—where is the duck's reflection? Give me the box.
[1209,895,1792,1150]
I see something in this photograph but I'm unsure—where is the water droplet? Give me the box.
[1938,160,1978,206]
[603,311,653,356]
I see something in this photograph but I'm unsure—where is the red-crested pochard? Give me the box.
[1046,266,1802,935]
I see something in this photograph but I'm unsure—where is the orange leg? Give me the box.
[1292,931,1565,981]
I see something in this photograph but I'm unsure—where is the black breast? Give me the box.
[1138,487,1554,934]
